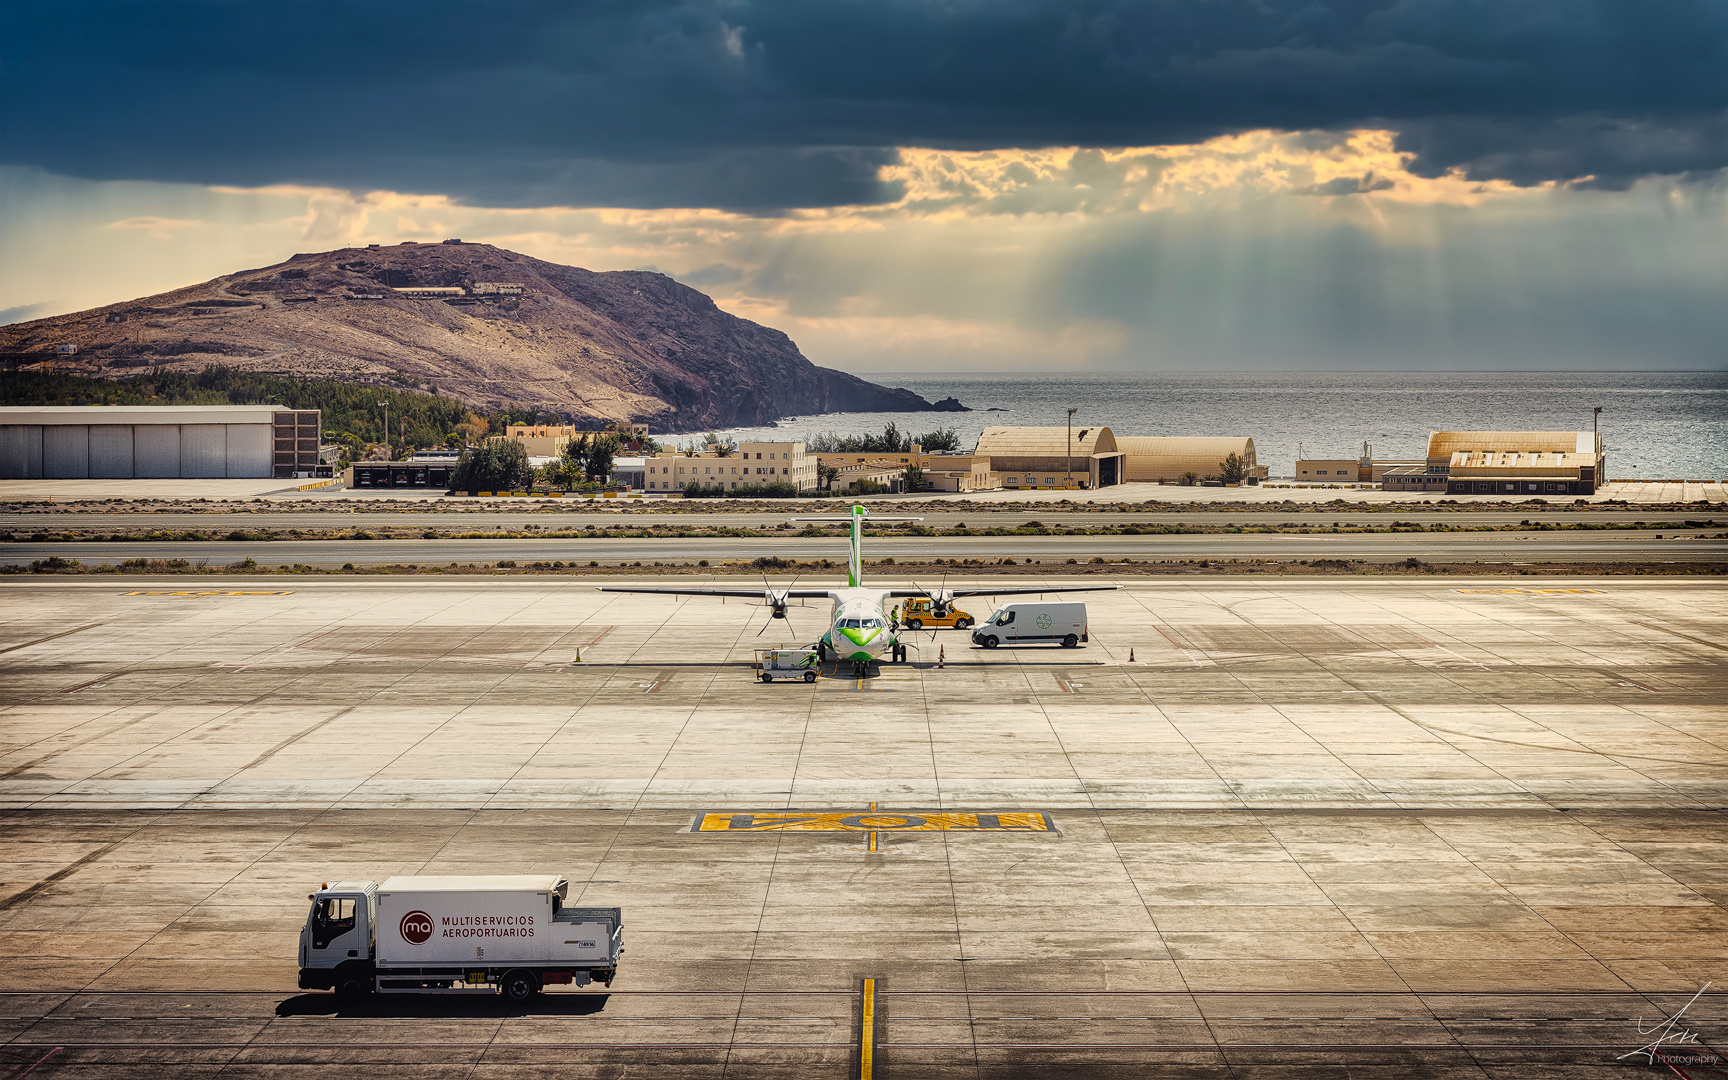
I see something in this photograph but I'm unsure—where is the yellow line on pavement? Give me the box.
[858,977,876,1080]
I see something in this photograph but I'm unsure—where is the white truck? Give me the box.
[971,601,1089,648]
[298,875,621,1001]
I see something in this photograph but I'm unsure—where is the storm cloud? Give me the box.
[3,0,1724,210]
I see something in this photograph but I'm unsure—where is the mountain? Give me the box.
[0,242,965,430]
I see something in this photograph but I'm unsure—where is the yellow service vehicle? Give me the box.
[898,597,974,631]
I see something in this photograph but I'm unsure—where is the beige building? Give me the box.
[921,453,1000,492]
[498,423,652,457]
[1294,458,1364,482]
[1117,436,1264,483]
[1430,431,1606,496]
[1294,457,1423,483]
[829,461,905,492]
[974,426,1124,488]
[644,440,814,491]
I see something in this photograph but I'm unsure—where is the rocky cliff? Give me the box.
[0,242,964,430]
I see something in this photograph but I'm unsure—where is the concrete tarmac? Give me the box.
[5,530,1726,567]
[1,575,1724,1077]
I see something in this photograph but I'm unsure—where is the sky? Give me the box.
[2,0,1725,373]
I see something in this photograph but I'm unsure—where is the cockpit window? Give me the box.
[863,618,886,629]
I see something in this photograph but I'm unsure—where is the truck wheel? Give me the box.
[955,618,972,630]
[336,970,373,999]
[804,671,817,683]
[502,969,539,1003]
[762,672,773,683]
[1062,634,1079,648]
[906,619,922,630]
[982,635,999,649]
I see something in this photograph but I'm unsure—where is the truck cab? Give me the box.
[898,597,973,630]
[299,880,378,997]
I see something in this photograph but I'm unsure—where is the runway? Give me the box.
[5,529,1725,566]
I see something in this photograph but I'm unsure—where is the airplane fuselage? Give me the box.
[820,587,900,664]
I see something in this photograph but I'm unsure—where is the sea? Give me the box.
[714,371,1728,481]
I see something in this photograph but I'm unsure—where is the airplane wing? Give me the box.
[882,584,1122,599]
[596,586,835,599]
[949,584,1122,598]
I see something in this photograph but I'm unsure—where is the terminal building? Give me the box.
[0,405,326,479]
[644,440,816,491]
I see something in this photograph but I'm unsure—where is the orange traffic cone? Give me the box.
[938,645,945,669]
[1128,647,1135,663]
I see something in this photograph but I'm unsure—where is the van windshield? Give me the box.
[985,608,1005,625]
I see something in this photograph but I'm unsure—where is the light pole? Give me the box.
[1066,407,1077,489]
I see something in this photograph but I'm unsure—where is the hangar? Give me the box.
[1115,435,1263,483]
[1428,430,1605,496]
[0,405,324,480]
[974,425,1124,488]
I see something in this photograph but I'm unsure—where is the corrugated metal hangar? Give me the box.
[974,426,1125,487]
[1115,435,1261,482]
[0,405,323,479]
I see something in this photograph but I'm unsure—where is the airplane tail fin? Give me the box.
[786,504,921,589]
[849,505,863,587]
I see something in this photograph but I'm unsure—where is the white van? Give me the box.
[971,602,1088,648]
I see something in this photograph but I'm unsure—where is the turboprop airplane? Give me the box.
[596,504,1120,676]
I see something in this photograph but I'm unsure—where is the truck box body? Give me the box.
[299,874,621,998]
[971,602,1088,647]
[377,875,613,967]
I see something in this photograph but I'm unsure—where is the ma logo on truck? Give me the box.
[400,910,434,945]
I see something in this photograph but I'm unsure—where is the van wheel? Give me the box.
[906,619,922,630]
[955,618,972,630]
[502,969,539,1002]
[982,636,999,649]
[1062,634,1079,648]
[804,670,817,683]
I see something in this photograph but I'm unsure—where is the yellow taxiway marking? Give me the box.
[1453,588,1604,595]
[695,811,1053,833]
[858,977,876,1080]
[122,590,296,597]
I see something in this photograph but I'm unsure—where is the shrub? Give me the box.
[1219,452,1248,485]
[497,560,517,568]
[682,480,807,499]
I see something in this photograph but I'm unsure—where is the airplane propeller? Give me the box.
[910,573,954,617]
[756,574,799,640]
